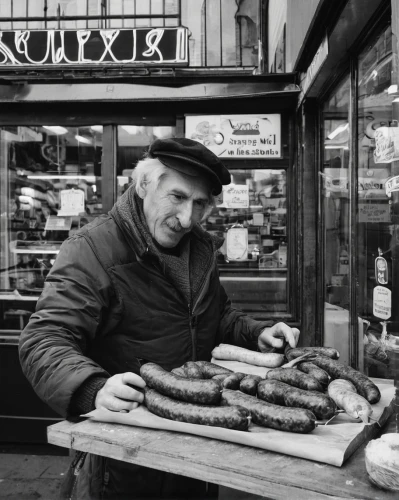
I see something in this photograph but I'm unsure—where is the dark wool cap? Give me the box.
[148,137,231,195]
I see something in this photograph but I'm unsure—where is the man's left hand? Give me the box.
[258,322,300,352]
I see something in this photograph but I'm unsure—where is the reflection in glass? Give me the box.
[0,125,103,331]
[357,26,394,379]
[322,75,351,363]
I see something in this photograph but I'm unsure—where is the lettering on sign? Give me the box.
[0,28,188,66]
[222,184,249,208]
[185,114,281,159]
[373,285,392,320]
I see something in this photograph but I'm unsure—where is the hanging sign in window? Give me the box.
[58,188,85,216]
[373,285,391,320]
[375,256,388,285]
[185,114,281,158]
[226,227,248,261]
[222,184,249,208]
[374,127,399,164]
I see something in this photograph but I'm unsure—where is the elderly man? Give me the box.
[19,138,299,499]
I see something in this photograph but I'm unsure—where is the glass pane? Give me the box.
[206,168,288,314]
[357,26,394,379]
[0,125,103,333]
[116,124,176,198]
[321,76,351,363]
[182,0,259,67]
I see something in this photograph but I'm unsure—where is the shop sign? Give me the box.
[222,184,249,208]
[385,175,399,197]
[375,256,388,285]
[373,285,391,320]
[185,114,281,159]
[0,28,188,66]
[374,127,399,164]
[358,203,391,223]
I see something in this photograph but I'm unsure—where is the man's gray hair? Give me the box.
[131,156,216,220]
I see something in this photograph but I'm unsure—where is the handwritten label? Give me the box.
[185,114,281,159]
[358,203,390,223]
[374,127,399,164]
[373,286,392,320]
[0,28,188,66]
[44,215,72,231]
[222,184,249,208]
[386,175,399,197]
[58,189,85,216]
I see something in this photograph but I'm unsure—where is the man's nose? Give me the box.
[177,202,194,229]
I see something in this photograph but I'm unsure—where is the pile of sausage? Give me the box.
[139,347,381,434]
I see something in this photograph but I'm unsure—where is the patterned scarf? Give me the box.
[110,185,218,305]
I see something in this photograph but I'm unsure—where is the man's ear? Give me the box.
[136,179,147,199]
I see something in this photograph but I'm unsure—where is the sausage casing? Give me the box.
[285,346,340,361]
[258,379,336,420]
[221,389,316,433]
[195,361,233,378]
[239,375,263,396]
[144,388,250,431]
[310,356,381,404]
[140,363,222,405]
[297,362,329,387]
[222,372,247,390]
[266,367,323,392]
[182,361,204,379]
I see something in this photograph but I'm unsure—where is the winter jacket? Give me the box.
[18,193,273,499]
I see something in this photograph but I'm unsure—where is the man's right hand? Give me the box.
[95,372,146,412]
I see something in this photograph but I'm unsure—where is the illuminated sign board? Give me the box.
[0,28,188,66]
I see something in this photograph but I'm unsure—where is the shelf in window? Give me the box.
[10,240,61,254]
[0,291,40,301]
[220,276,287,282]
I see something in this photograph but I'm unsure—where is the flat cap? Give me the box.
[148,137,231,195]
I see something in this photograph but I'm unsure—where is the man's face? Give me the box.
[142,168,210,248]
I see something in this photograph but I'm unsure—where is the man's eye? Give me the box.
[172,194,184,201]
[195,200,206,209]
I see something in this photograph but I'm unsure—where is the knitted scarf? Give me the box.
[110,185,216,306]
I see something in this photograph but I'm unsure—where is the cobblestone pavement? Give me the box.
[0,451,70,500]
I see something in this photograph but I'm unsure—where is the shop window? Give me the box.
[321,75,351,364]
[357,25,394,380]
[0,125,103,333]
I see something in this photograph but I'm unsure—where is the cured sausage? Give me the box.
[222,372,247,390]
[182,361,203,379]
[212,344,284,368]
[285,346,339,362]
[140,363,222,405]
[239,375,262,396]
[171,367,187,377]
[257,379,336,420]
[195,361,233,378]
[328,379,373,423]
[310,356,381,404]
[221,389,316,433]
[266,367,323,392]
[297,362,329,387]
[144,388,251,431]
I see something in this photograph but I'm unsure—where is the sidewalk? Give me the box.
[0,445,70,500]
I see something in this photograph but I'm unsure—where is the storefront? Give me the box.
[0,1,301,442]
[291,0,399,383]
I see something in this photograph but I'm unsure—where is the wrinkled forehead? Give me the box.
[160,166,213,199]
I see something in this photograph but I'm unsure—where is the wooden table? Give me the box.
[48,416,398,500]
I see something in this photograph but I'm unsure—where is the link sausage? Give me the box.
[285,347,340,362]
[297,362,329,387]
[140,363,222,405]
[266,367,323,392]
[144,388,251,431]
[258,379,336,420]
[239,375,263,396]
[221,389,316,433]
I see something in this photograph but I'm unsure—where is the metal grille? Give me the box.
[0,0,260,68]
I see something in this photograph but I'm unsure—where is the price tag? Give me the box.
[58,188,85,216]
[222,184,249,208]
[373,286,391,320]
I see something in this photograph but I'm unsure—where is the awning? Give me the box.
[0,81,300,103]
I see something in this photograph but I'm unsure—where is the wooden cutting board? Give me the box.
[83,378,394,467]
